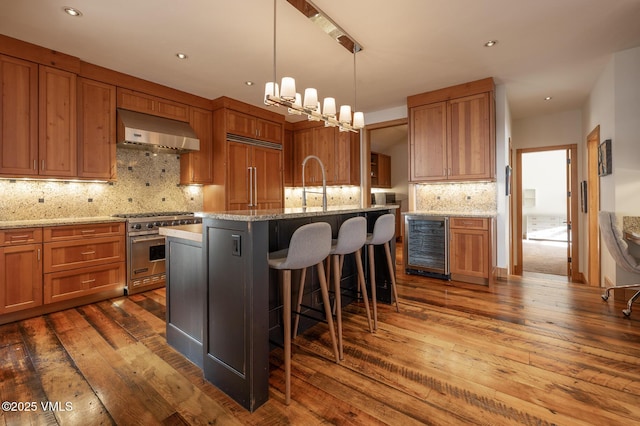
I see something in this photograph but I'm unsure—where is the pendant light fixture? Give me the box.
[263,0,364,132]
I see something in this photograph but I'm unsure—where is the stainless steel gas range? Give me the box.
[112,211,202,295]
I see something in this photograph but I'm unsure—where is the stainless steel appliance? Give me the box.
[404,215,450,279]
[113,211,202,294]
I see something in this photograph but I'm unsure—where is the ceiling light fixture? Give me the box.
[544,96,553,101]
[484,40,497,47]
[245,81,255,86]
[63,7,82,17]
[176,53,188,59]
[263,0,364,132]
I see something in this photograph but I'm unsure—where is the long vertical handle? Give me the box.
[253,167,258,207]
[248,167,253,207]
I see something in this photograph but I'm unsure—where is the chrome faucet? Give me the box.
[301,155,327,211]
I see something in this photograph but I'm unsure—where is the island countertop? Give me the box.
[403,210,497,218]
[197,204,399,222]
[159,223,203,242]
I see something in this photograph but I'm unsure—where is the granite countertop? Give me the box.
[197,204,399,222]
[404,210,497,218]
[159,224,203,243]
[0,216,126,230]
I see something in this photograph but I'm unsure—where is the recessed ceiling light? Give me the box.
[245,81,255,86]
[484,40,498,47]
[176,53,188,59]
[63,7,82,17]
[544,96,553,101]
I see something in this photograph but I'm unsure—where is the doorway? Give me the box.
[516,145,579,281]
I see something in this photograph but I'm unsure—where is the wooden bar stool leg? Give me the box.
[384,241,400,312]
[368,244,378,331]
[355,248,373,333]
[282,269,292,405]
[317,262,340,363]
[293,268,307,338]
[332,254,344,360]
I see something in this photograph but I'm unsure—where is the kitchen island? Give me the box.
[168,205,398,411]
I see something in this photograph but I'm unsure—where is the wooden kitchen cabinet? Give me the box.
[408,78,495,182]
[43,223,125,303]
[0,55,39,177]
[449,217,494,285]
[292,122,360,186]
[116,87,190,122]
[39,65,77,178]
[0,228,43,314]
[226,109,283,144]
[180,106,214,184]
[283,125,294,186]
[371,151,391,188]
[77,77,117,180]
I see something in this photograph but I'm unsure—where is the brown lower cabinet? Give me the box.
[449,217,494,285]
[0,222,125,323]
[0,228,43,314]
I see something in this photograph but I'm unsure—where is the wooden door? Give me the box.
[409,102,447,181]
[450,228,489,279]
[227,142,252,209]
[77,78,116,180]
[378,153,391,187]
[0,55,38,176]
[0,244,43,314]
[39,66,77,177]
[181,107,213,184]
[448,92,491,180]
[254,146,283,209]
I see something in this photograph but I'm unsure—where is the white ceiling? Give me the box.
[2,0,640,122]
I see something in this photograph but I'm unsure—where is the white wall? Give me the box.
[495,84,511,270]
[521,150,567,217]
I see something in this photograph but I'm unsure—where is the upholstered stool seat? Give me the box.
[268,221,338,405]
[365,213,400,330]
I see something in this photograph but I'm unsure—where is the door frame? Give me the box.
[586,126,601,286]
[515,144,579,280]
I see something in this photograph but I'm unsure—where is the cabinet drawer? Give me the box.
[44,236,125,273]
[44,261,125,304]
[0,228,43,246]
[450,217,489,230]
[44,223,124,242]
[117,88,189,122]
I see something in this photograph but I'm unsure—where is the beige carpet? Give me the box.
[522,240,567,276]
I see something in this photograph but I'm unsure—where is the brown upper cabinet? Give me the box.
[291,121,360,187]
[408,78,495,182]
[180,107,214,185]
[226,109,283,144]
[77,78,117,180]
[116,87,190,122]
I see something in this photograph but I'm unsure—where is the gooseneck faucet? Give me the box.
[301,155,327,211]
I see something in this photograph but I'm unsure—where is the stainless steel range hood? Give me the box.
[117,108,200,153]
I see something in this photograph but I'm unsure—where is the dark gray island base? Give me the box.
[165,205,398,412]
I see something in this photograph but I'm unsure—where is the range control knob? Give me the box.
[171,220,179,226]
[133,224,142,230]
[146,223,154,229]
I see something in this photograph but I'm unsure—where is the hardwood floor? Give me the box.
[2,251,640,425]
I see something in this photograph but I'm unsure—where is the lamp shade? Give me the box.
[280,77,296,101]
[323,97,336,117]
[264,82,279,105]
[339,105,352,124]
[353,111,364,129]
[303,88,318,110]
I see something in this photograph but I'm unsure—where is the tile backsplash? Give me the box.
[0,149,203,221]
[285,186,362,208]
[415,182,497,212]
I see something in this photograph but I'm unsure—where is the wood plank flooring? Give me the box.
[2,249,640,425]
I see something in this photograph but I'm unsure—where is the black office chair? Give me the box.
[599,211,640,316]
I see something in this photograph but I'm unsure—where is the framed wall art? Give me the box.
[598,139,612,176]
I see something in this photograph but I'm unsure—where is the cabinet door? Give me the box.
[254,146,283,209]
[116,88,189,122]
[410,102,447,181]
[448,92,492,180]
[0,55,39,176]
[77,78,116,180]
[226,110,255,139]
[293,127,314,186]
[0,243,43,314]
[283,128,294,186]
[181,107,213,184]
[39,65,77,177]
[313,126,335,184]
[378,153,391,188]
[44,262,125,304]
[334,129,360,185]
[227,141,252,210]
[256,118,282,144]
[450,227,489,279]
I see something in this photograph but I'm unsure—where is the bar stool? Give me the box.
[268,221,339,405]
[366,213,400,330]
[308,216,372,361]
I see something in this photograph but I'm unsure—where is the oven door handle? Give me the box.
[130,235,166,244]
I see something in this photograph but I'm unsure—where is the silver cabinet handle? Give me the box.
[253,166,258,207]
[248,167,254,207]
[81,251,96,256]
